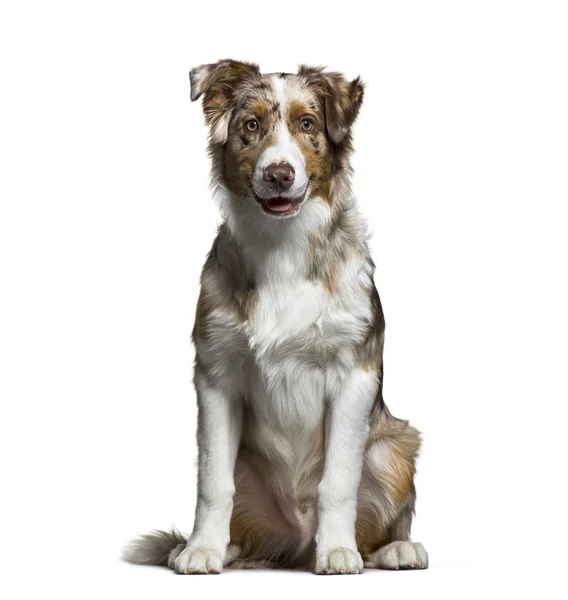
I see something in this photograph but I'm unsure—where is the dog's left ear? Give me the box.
[189,59,260,144]
[299,66,364,144]
[323,73,364,144]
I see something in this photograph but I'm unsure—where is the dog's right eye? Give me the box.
[245,119,259,132]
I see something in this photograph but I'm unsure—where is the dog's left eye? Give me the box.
[245,119,259,132]
[300,118,314,132]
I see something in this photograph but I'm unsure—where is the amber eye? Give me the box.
[245,119,259,132]
[300,118,314,131]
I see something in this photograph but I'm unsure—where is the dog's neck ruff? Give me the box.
[219,183,361,286]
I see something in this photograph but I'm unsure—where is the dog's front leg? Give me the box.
[315,368,379,575]
[174,370,242,574]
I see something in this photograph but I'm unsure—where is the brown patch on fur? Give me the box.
[250,99,270,120]
[286,99,312,124]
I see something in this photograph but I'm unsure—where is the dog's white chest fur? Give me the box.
[246,275,329,440]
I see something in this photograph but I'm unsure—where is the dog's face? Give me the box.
[190,61,364,218]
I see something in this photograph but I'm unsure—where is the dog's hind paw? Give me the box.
[364,541,428,570]
[173,546,223,574]
[315,547,363,575]
[167,543,186,569]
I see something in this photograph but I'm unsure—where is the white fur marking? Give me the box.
[367,440,394,476]
[252,77,308,200]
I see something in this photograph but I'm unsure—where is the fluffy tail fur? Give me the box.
[122,528,187,566]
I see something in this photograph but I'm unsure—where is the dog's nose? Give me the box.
[263,163,295,190]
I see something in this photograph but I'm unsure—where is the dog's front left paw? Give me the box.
[315,547,363,575]
[173,546,223,574]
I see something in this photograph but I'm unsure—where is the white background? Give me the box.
[1,1,567,598]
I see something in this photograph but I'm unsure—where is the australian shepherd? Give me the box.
[124,60,428,574]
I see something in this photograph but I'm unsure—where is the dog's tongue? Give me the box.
[265,197,293,212]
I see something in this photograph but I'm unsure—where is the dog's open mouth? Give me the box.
[254,188,307,217]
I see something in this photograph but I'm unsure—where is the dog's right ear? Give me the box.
[189,59,260,144]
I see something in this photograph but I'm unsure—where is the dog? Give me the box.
[124,60,428,575]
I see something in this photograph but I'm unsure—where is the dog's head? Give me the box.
[190,60,364,219]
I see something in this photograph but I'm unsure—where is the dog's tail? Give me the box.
[122,528,187,566]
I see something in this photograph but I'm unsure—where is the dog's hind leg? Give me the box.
[356,408,429,570]
[360,489,428,570]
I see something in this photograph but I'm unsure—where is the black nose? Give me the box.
[263,162,295,190]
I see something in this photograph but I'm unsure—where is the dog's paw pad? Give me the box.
[173,546,223,574]
[316,547,363,574]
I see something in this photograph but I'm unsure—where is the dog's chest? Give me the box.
[246,247,369,358]
[245,262,370,420]
[248,278,337,361]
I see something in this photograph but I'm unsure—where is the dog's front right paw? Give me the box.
[174,546,223,574]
